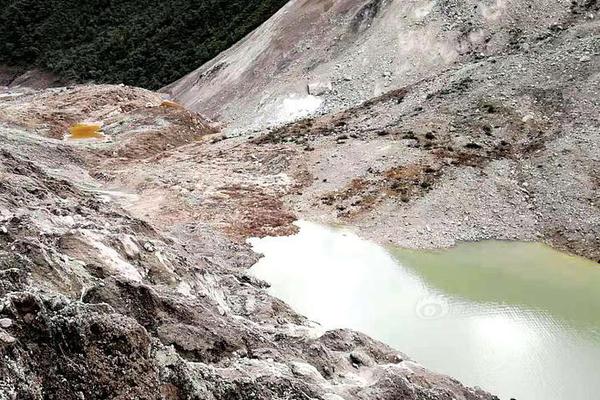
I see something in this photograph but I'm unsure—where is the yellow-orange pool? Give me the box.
[67,123,104,139]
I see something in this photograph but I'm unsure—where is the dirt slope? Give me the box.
[160,0,600,261]
[163,0,586,132]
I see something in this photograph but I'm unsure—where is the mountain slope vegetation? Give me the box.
[0,0,289,89]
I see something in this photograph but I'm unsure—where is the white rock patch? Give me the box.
[270,94,323,125]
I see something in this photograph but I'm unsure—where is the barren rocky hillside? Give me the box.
[0,0,599,399]
[165,0,599,261]
[163,0,598,132]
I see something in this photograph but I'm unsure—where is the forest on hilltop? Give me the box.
[0,0,289,89]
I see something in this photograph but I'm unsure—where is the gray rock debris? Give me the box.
[0,329,15,344]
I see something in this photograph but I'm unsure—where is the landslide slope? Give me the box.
[163,0,600,261]
[163,0,593,131]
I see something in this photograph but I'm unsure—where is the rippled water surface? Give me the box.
[248,221,600,400]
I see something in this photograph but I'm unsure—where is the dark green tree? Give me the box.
[0,0,289,89]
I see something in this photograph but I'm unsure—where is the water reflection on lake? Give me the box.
[248,221,600,400]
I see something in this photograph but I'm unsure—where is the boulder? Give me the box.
[308,81,333,96]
